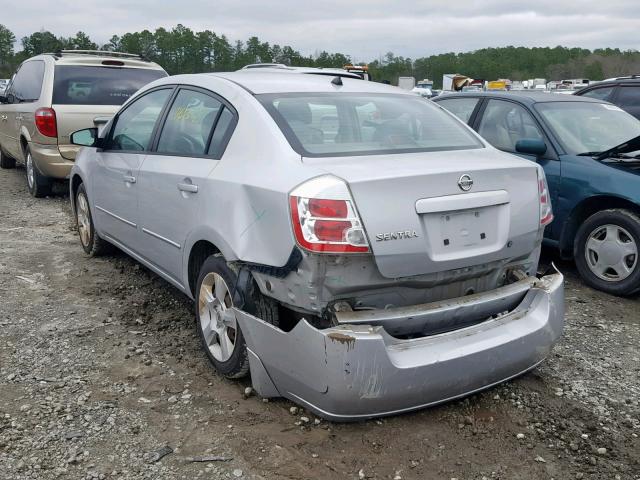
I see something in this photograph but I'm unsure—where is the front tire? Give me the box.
[25,146,52,197]
[75,183,111,256]
[574,209,640,296]
[0,149,16,169]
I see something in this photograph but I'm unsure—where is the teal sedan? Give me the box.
[435,91,640,296]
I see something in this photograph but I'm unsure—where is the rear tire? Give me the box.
[574,209,640,296]
[75,183,112,257]
[195,255,279,379]
[25,146,52,197]
[0,149,15,169]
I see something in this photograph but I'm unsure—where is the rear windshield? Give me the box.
[258,93,482,157]
[53,66,167,106]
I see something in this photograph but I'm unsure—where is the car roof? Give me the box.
[241,64,362,79]
[433,90,606,105]
[162,71,410,95]
[28,52,165,70]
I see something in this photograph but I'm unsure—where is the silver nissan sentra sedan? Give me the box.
[69,71,564,421]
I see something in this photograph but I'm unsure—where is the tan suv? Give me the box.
[0,50,167,197]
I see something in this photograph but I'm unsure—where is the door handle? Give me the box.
[177,183,198,193]
[15,115,22,121]
[123,175,136,184]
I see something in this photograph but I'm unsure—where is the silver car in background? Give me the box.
[69,72,564,421]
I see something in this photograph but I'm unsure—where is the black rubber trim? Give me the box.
[237,248,303,279]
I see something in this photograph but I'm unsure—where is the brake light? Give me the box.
[35,108,57,138]
[290,176,370,253]
[538,169,553,226]
[308,198,348,218]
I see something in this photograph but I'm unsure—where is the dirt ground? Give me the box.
[0,166,638,480]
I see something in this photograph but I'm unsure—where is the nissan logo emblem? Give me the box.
[458,174,473,191]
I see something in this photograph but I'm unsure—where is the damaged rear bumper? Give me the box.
[236,272,564,422]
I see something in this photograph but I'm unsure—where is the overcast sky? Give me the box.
[4,0,640,61]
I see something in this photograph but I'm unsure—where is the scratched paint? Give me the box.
[239,204,267,237]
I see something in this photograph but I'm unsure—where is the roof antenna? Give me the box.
[331,76,343,86]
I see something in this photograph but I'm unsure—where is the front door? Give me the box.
[475,98,561,237]
[137,87,237,284]
[92,87,173,252]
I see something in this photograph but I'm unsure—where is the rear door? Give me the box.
[92,87,173,252]
[137,87,237,284]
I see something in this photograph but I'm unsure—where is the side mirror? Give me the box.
[515,138,547,157]
[0,95,6,104]
[71,128,99,147]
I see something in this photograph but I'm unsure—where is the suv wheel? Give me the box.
[25,147,52,197]
[0,149,16,169]
[574,209,640,296]
[195,255,279,379]
[75,183,111,256]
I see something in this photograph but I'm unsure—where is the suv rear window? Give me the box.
[53,66,167,106]
[259,93,482,157]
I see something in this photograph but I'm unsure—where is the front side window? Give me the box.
[580,86,615,102]
[478,99,544,152]
[157,89,223,156]
[436,97,480,123]
[107,88,172,151]
[259,93,482,157]
[11,61,45,102]
[535,101,640,155]
[53,66,166,106]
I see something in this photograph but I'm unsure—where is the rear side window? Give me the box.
[11,61,44,102]
[155,89,237,158]
[207,108,235,157]
[52,66,166,106]
[615,86,640,107]
[157,89,222,156]
[107,88,172,151]
[436,97,480,123]
[580,86,615,102]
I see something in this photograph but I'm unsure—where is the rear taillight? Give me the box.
[290,176,370,253]
[35,108,57,138]
[538,168,553,226]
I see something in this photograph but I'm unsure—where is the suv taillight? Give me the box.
[290,176,370,253]
[538,168,553,226]
[35,108,57,138]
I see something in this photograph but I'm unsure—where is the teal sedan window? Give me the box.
[535,102,640,155]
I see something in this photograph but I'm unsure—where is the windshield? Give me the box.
[259,93,482,157]
[53,66,167,106]
[535,102,640,155]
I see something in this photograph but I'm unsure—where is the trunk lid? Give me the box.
[304,148,541,279]
[53,104,118,160]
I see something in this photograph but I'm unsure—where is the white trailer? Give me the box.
[398,76,416,90]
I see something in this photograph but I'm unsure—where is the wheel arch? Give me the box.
[70,173,85,214]
[187,240,221,298]
[559,195,640,257]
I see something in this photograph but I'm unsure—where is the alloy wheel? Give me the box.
[26,152,35,189]
[76,192,91,248]
[198,272,238,362]
[585,224,638,282]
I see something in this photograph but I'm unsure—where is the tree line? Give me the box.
[1,24,639,87]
